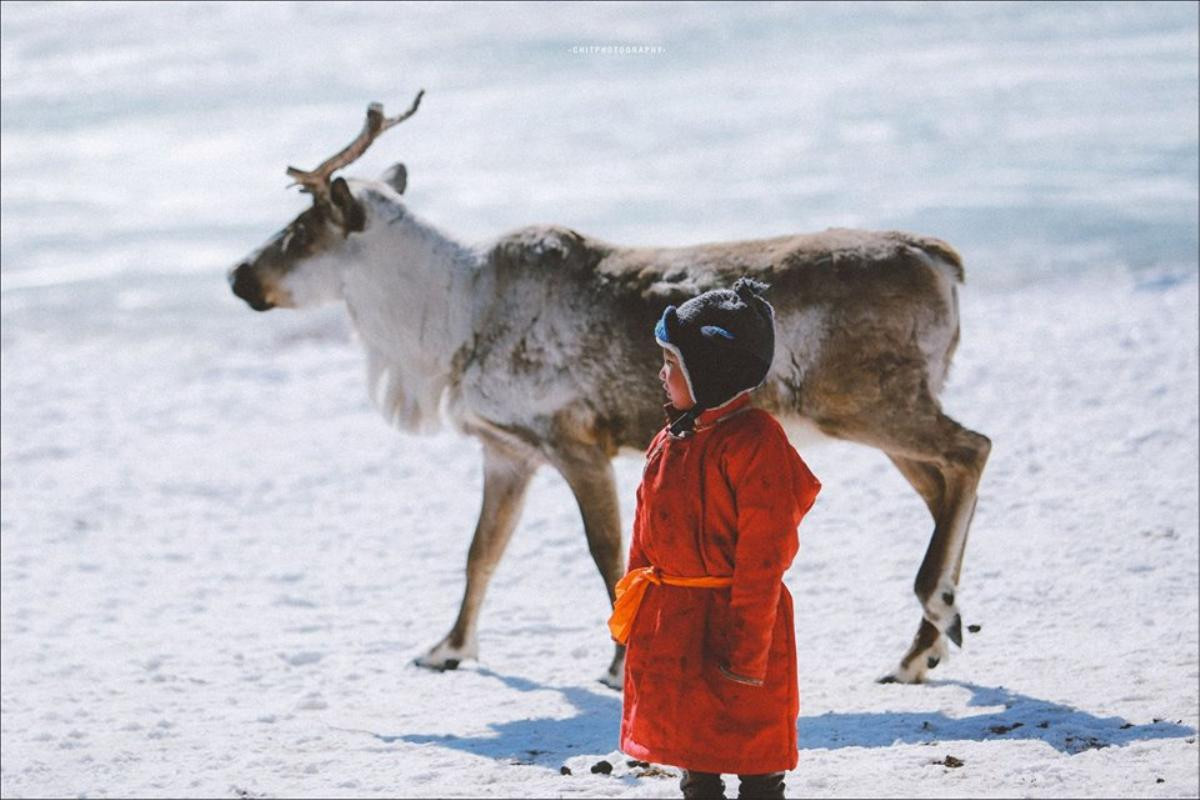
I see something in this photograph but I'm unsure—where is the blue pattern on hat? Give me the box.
[701,325,735,341]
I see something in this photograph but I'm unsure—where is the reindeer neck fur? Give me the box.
[338,185,485,434]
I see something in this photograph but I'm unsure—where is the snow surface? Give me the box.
[3,266,1197,799]
[2,1,1198,797]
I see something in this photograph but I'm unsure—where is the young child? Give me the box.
[609,277,822,800]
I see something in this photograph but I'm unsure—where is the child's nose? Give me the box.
[659,363,668,382]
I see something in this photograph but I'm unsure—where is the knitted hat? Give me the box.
[655,277,776,436]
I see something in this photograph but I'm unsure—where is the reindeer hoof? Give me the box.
[597,645,625,690]
[414,636,478,672]
[888,619,949,684]
[412,655,460,672]
[878,668,927,685]
[598,658,624,691]
[946,614,963,648]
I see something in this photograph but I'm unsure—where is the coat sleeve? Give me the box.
[721,419,821,684]
[627,430,667,573]
[627,480,650,572]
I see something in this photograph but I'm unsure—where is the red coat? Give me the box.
[619,393,821,775]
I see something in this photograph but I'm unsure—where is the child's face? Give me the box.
[659,348,695,410]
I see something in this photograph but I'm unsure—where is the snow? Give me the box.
[2,268,1196,798]
[2,1,1198,797]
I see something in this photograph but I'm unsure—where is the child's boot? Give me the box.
[736,771,785,799]
[680,769,727,799]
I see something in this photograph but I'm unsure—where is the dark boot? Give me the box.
[736,771,785,800]
[680,769,727,799]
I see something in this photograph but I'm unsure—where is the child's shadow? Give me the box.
[800,679,1195,754]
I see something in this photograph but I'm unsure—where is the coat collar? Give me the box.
[663,392,753,432]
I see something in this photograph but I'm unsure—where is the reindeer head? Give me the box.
[229,92,424,311]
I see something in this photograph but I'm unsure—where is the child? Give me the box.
[609,278,821,800]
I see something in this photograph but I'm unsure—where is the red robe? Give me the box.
[619,393,822,774]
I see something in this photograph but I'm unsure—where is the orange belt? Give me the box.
[607,566,733,645]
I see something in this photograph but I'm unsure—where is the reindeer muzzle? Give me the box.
[230,263,274,312]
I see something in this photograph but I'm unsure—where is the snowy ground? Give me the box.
[1,265,1197,798]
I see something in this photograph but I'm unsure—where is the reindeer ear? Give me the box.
[330,177,365,235]
[381,162,407,195]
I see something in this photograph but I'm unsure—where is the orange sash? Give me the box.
[607,566,733,645]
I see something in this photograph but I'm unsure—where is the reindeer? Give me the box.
[229,93,991,687]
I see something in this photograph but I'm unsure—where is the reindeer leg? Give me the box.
[877,454,952,684]
[549,443,627,689]
[880,417,990,684]
[415,434,539,671]
[887,454,945,519]
[819,386,989,684]
[888,452,964,645]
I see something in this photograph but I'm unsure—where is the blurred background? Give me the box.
[1,0,1196,337]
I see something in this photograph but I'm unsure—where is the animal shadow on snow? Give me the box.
[800,679,1196,754]
[345,666,621,766]
[336,672,1194,765]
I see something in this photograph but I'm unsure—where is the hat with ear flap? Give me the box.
[655,277,776,436]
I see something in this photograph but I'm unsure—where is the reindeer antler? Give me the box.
[287,90,425,206]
